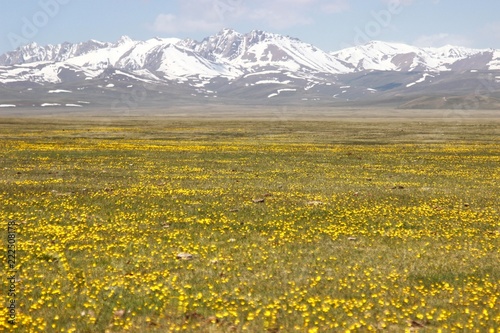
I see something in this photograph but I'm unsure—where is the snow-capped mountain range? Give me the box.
[1,29,500,109]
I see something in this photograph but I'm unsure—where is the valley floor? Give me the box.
[1,106,500,121]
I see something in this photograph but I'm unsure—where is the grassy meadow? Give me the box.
[1,117,499,332]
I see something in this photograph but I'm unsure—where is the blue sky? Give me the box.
[1,0,500,54]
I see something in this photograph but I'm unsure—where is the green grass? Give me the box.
[0,117,499,332]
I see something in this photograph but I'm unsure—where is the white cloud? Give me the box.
[473,22,500,48]
[322,0,351,13]
[380,0,441,7]
[152,14,177,33]
[228,0,350,29]
[151,0,350,34]
[380,0,415,5]
[152,0,243,34]
[246,6,313,29]
[413,33,471,47]
[153,14,222,34]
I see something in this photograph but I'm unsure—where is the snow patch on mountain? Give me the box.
[244,70,282,78]
[406,73,434,87]
[255,79,291,85]
[488,50,500,70]
[331,41,490,72]
[156,44,239,79]
[268,88,297,98]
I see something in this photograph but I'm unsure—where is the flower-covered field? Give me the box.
[1,119,499,332]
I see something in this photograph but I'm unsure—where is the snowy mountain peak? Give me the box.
[364,40,417,52]
[0,30,499,88]
[117,35,134,45]
[183,29,352,74]
[331,40,496,72]
[430,44,481,58]
[191,28,244,60]
[218,28,240,36]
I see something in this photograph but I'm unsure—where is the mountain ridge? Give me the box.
[1,29,500,110]
[3,29,499,75]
